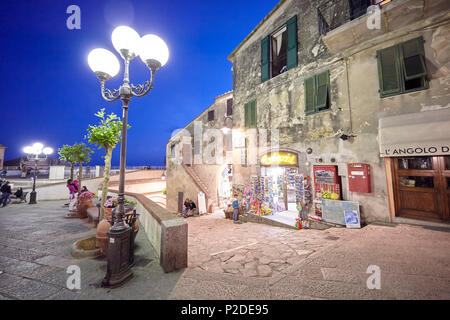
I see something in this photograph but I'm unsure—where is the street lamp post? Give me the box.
[23,143,53,204]
[88,26,169,288]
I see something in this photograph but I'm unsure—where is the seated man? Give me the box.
[187,199,196,217]
[10,187,23,199]
[179,198,190,218]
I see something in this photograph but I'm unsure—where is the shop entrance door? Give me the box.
[393,156,450,221]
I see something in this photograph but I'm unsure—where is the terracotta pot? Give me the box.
[77,198,94,219]
[103,207,113,220]
[96,218,111,254]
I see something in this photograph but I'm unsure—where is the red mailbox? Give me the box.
[348,163,371,193]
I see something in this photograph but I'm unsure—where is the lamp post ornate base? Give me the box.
[29,190,37,204]
[101,222,133,288]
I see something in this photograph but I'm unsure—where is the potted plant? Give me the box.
[85,108,129,220]
[96,197,139,255]
[77,190,95,219]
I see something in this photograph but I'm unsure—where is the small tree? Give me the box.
[71,142,93,193]
[58,144,77,180]
[86,108,129,219]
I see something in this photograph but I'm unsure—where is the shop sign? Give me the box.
[260,152,298,166]
[381,144,450,157]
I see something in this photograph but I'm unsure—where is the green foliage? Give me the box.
[85,108,129,150]
[71,142,93,165]
[162,187,167,195]
[58,145,77,165]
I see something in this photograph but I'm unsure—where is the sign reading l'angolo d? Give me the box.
[381,143,450,157]
[260,152,298,166]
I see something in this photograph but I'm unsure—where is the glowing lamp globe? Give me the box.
[32,143,44,154]
[43,147,53,155]
[23,146,33,154]
[139,34,169,70]
[111,26,141,60]
[88,48,120,81]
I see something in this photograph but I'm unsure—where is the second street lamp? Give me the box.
[23,143,53,204]
[88,25,169,288]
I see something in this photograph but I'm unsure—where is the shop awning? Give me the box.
[378,108,450,157]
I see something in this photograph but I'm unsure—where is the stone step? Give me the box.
[240,213,298,230]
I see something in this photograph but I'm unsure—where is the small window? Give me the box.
[226,98,233,116]
[208,110,215,122]
[304,71,330,115]
[377,36,428,98]
[261,15,297,82]
[271,26,287,78]
[170,144,176,158]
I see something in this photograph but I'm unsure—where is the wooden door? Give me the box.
[437,156,450,221]
[178,192,184,213]
[393,156,449,221]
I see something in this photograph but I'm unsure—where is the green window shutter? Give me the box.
[316,70,330,111]
[304,76,316,115]
[377,45,402,97]
[401,37,427,81]
[286,15,298,71]
[244,103,249,128]
[251,100,257,127]
[261,36,270,83]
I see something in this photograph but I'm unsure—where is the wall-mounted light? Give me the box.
[306,147,313,154]
[339,133,357,141]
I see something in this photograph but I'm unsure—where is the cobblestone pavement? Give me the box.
[0,201,449,300]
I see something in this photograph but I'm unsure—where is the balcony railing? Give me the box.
[318,0,392,35]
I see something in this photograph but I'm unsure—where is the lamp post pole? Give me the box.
[29,159,38,204]
[88,26,168,288]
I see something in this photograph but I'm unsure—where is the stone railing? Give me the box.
[104,189,187,273]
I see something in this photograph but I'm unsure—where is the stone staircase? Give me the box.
[182,163,215,208]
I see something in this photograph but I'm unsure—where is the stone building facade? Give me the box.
[166,92,233,213]
[167,0,450,225]
[228,0,450,223]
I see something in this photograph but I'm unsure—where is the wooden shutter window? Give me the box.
[304,76,316,115]
[244,102,250,128]
[251,100,257,127]
[316,71,330,111]
[286,15,298,71]
[401,37,427,81]
[377,46,402,97]
[261,36,270,83]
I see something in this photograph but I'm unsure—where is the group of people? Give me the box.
[179,198,197,218]
[66,179,89,211]
[0,179,24,207]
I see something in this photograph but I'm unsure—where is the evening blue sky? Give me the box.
[0,0,278,166]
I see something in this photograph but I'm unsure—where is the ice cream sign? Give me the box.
[260,152,298,166]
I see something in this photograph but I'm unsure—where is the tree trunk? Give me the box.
[70,163,74,180]
[100,147,113,220]
[78,162,82,194]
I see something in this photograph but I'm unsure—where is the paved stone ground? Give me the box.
[0,200,449,300]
